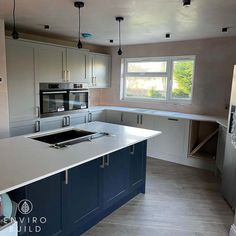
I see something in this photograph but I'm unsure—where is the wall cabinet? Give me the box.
[10,141,147,236]
[86,53,111,88]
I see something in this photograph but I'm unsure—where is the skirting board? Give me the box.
[230,224,236,236]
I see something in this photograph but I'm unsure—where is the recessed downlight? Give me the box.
[109,39,114,43]
[222,27,229,33]
[44,25,50,30]
[183,0,191,6]
[166,33,171,38]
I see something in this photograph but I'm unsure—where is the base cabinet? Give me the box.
[9,141,147,236]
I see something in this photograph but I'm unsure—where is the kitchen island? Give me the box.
[0,122,160,235]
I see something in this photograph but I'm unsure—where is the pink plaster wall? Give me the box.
[98,37,236,116]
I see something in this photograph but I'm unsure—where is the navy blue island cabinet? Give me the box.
[9,141,147,236]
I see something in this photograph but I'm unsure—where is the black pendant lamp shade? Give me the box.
[74,1,84,49]
[116,16,124,55]
[12,0,19,39]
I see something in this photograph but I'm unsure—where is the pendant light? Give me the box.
[12,0,19,39]
[116,17,124,55]
[74,1,84,49]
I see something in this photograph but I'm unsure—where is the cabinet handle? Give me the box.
[35,120,40,132]
[88,113,92,122]
[67,70,71,82]
[36,106,40,118]
[94,77,97,86]
[137,114,140,125]
[63,117,67,127]
[105,154,110,166]
[100,156,105,168]
[63,70,67,82]
[130,145,135,155]
[121,112,124,122]
[140,115,143,125]
[64,170,69,185]
[168,118,179,121]
[67,116,70,126]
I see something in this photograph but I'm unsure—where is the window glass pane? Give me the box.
[127,61,167,73]
[125,77,167,99]
[171,60,194,99]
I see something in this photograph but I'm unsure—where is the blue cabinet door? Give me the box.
[10,173,66,236]
[130,141,147,192]
[66,157,102,234]
[102,147,130,208]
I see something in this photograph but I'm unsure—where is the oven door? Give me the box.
[68,90,88,111]
[40,91,68,116]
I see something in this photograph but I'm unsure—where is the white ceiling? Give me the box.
[0,0,236,46]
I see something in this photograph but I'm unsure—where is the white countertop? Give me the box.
[0,122,161,195]
[89,106,228,128]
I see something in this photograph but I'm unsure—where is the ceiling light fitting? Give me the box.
[116,16,124,56]
[222,27,229,33]
[74,1,84,49]
[183,0,191,6]
[166,33,171,38]
[12,0,19,39]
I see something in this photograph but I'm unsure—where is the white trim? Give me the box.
[230,224,236,236]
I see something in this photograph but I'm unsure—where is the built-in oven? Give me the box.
[40,83,89,117]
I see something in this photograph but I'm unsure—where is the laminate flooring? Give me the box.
[83,158,234,236]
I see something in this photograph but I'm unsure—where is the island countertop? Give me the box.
[0,121,161,195]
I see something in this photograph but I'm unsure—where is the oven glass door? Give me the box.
[68,90,88,111]
[40,91,68,115]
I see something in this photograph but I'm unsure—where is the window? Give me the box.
[122,56,195,102]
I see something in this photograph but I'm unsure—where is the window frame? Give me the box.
[121,56,195,104]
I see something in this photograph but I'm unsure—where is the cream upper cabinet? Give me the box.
[86,53,111,88]
[66,48,87,83]
[6,39,36,122]
[35,44,66,84]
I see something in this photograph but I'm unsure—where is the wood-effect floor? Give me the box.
[83,158,234,236]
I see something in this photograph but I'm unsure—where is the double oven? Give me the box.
[40,83,89,117]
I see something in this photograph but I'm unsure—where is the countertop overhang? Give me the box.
[0,122,161,195]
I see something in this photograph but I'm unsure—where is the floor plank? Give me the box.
[83,158,234,236]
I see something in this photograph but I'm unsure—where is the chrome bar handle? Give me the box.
[65,170,69,185]
[121,112,124,123]
[88,113,92,122]
[66,116,70,126]
[63,70,67,82]
[36,106,40,118]
[130,145,135,155]
[100,156,105,168]
[140,115,143,125]
[62,117,67,127]
[137,114,140,125]
[67,70,71,82]
[105,155,110,166]
[35,120,41,132]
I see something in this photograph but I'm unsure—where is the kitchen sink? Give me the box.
[32,129,96,145]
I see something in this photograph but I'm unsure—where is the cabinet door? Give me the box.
[41,117,63,131]
[67,158,102,233]
[150,116,189,159]
[93,54,111,88]
[130,142,146,191]
[88,111,105,122]
[11,173,65,236]
[66,48,87,83]
[70,113,87,126]
[216,126,227,173]
[105,110,122,124]
[6,40,36,122]
[9,120,37,137]
[86,54,94,87]
[103,148,130,208]
[121,112,139,127]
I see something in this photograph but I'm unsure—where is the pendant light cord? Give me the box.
[78,7,81,42]
[118,20,121,49]
[13,0,16,30]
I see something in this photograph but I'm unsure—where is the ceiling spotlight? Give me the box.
[109,39,114,43]
[74,1,84,49]
[222,27,229,33]
[166,33,171,38]
[12,0,19,39]
[183,0,191,6]
[116,16,124,56]
[44,25,50,30]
